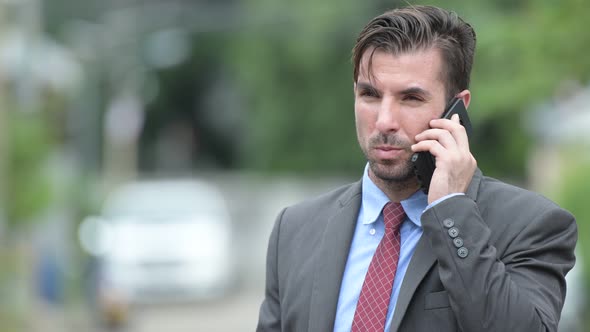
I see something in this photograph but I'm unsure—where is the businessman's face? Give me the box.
[354,48,447,185]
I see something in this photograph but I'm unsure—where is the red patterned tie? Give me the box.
[351,202,406,332]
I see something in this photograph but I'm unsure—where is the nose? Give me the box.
[375,98,400,133]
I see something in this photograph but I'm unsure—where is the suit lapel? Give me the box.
[389,169,483,331]
[389,236,436,331]
[308,182,362,332]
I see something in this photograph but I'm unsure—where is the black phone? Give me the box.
[411,97,472,194]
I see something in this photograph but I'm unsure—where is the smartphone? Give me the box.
[411,97,472,194]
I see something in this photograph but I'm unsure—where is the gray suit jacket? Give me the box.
[257,169,577,332]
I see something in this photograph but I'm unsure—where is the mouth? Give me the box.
[372,145,406,160]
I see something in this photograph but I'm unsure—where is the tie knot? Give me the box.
[383,202,405,231]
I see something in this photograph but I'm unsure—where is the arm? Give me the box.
[412,104,576,330]
[422,195,577,331]
[256,208,285,332]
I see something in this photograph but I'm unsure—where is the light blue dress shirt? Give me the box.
[333,165,427,332]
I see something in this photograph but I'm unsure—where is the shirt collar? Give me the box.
[360,163,426,228]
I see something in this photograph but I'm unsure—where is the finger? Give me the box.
[428,117,469,149]
[411,140,447,158]
[415,128,457,149]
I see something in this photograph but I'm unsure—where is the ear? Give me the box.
[456,90,471,109]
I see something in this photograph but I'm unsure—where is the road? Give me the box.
[115,288,262,332]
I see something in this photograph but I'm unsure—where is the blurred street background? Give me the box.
[0,0,589,331]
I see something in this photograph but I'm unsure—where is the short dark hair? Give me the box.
[352,5,476,99]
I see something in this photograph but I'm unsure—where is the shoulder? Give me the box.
[280,181,362,223]
[477,175,565,215]
[475,174,576,234]
[268,181,362,262]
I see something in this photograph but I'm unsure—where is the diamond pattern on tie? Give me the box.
[351,202,405,332]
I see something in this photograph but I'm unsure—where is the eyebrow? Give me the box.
[356,82,380,95]
[356,82,433,99]
[399,87,432,99]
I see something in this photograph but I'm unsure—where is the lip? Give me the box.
[372,145,405,159]
[374,145,402,151]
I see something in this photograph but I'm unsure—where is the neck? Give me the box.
[368,170,421,203]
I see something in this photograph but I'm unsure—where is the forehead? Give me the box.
[358,47,446,91]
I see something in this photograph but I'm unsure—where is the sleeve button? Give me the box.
[457,247,469,258]
[442,218,455,228]
[448,227,459,238]
[453,237,464,248]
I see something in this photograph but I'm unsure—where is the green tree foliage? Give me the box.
[5,111,53,229]
[227,0,375,174]
[466,0,590,178]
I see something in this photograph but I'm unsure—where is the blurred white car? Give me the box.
[79,179,234,324]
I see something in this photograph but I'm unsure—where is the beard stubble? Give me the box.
[364,132,417,184]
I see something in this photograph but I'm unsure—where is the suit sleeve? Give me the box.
[256,208,286,332]
[421,195,577,332]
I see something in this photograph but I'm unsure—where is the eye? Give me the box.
[404,95,424,102]
[359,89,379,98]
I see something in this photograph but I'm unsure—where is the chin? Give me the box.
[369,160,415,183]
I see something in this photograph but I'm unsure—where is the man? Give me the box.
[257,5,577,332]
